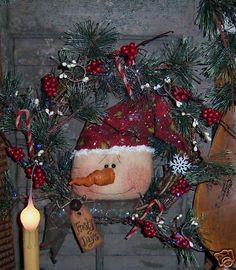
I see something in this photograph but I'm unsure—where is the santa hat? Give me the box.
[75,94,186,156]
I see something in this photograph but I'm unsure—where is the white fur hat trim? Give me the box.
[74,145,155,156]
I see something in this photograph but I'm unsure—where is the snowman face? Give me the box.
[71,151,153,200]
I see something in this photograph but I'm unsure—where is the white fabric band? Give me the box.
[74,145,155,156]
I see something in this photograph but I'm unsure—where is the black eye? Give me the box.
[111,164,116,168]
[104,164,109,168]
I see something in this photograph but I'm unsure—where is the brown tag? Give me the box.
[70,205,103,252]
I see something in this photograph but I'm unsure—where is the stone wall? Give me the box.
[0,1,205,269]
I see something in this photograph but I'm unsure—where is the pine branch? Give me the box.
[149,136,177,158]
[32,111,70,155]
[203,34,236,80]
[64,20,119,58]
[171,101,205,140]
[196,0,236,41]
[208,83,236,113]
[0,73,21,109]
[160,38,201,89]
[185,160,235,185]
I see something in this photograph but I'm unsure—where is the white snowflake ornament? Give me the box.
[169,154,191,175]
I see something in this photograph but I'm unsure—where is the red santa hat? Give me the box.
[75,94,186,156]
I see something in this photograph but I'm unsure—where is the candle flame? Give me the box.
[20,197,40,231]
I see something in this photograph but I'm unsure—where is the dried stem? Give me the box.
[137,31,174,47]
[219,119,236,139]
[49,109,80,134]
[213,13,228,48]
[155,170,180,196]
[0,130,12,147]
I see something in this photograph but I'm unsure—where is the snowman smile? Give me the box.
[88,186,135,195]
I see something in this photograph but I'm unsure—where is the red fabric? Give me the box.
[76,94,186,151]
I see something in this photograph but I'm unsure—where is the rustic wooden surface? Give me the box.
[0,38,15,269]
[194,107,236,269]
[0,137,15,270]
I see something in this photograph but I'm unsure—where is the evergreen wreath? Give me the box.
[0,0,235,265]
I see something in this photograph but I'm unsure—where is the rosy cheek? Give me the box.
[126,166,152,193]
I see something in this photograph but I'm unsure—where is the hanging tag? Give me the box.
[70,200,103,252]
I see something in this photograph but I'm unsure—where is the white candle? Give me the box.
[20,196,40,270]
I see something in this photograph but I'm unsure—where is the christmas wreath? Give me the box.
[0,4,235,266]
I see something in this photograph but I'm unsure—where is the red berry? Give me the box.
[7,146,25,162]
[126,59,133,65]
[172,86,191,102]
[115,50,120,56]
[25,166,33,177]
[95,66,102,73]
[202,108,221,126]
[86,65,92,72]
[129,47,137,56]
[142,220,157,238]
[25,165,47,189]
[121,45,128,52]
[129,42,136,48]
[43,74,58,97]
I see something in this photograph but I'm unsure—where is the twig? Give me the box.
[48,109,80,134]
[213,14,228,48]
[0,130,12,147]
[137,31,174,47]
[219,120,236,139]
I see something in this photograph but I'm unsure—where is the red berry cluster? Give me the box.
[25,165,47,189]
[202,108,221,126]
[86,59,104,75]
[7,146,25,162]
[142,220,157,238]
[43,74,58,97]
[172,86,192,102]
[172,233,190,249]
[170,178,190,197]
[116,42,138,65]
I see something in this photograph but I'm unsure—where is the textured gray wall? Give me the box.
[0,1,205,269]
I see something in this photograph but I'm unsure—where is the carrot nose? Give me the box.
[69,168,115,187]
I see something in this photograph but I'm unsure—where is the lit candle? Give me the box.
[20,196,40,270]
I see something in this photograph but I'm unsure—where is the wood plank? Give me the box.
[0,235,13,245]
[0,255,15,267]
[0,33,15,270]
[0,243,14,253]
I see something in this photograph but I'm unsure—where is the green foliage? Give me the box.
[160,38,201,89]
[196,0,236,40]
[0,173,16,219]
[0,108,17,133]
[32,112,70,154]
[0,73,21,109]
[203,34,236,79]
[150,136,177,159]
[67,85,106,124]
[64,20,119,58]
[209,84,236,113]
[186,161,235,184]
[42,152,73,203]
[172,100,205,140]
